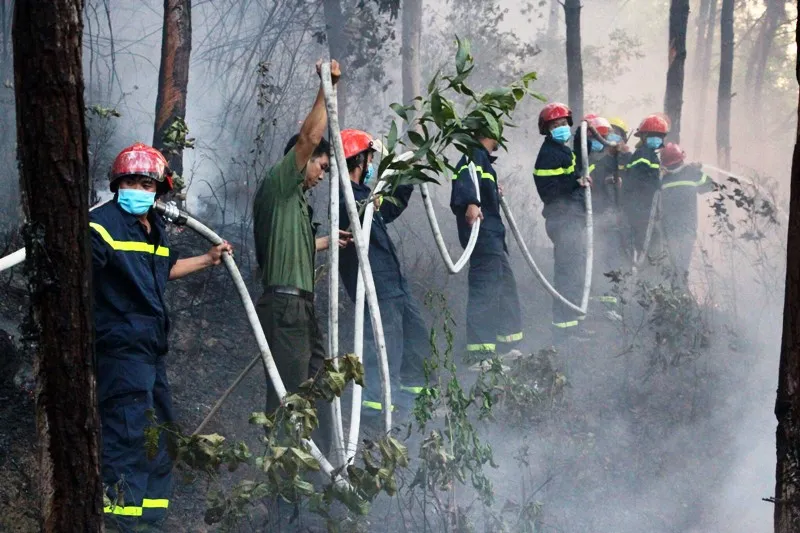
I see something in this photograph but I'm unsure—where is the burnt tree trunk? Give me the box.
[152,0,191,202]
[693,0,717,154]
[664,0,690,143]
[401,0,422,111]
[775,15,800,533]
[716,0,733,168]
[563,0,583,120]
[323,0,347,125]
[12,0,103,531]
[746,0,784,116]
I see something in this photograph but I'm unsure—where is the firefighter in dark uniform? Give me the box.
[450,134,523,358]
[533,102,591,343]
[92,143,232,531]
[337,129,428,419]
[623,113,670,259]
[575,114,624,312]
[658,142,716,283]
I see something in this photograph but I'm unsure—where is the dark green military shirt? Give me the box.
[253,148,315,292]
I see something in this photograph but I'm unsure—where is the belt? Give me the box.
[265,285,314,302]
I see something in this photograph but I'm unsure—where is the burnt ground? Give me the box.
[0,227,778,532]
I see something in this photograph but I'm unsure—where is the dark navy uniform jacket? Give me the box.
[90,201,178,365]
[533,135,584,219]
[624,144,661,210]
[450,147,506,255]
[339,181,413,301]
[660,165,715,237]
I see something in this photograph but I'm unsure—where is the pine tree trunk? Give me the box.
[563,0,583,120]
[401,0,422,111]
[323,0,347,126]
[716,0,733,168]
[664,0,690,143]
[774,15,800,533]
[693,0,717,155]
[152,0,192,203]
[12,0,103,530]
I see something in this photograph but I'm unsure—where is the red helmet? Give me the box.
[660,142,686,168]
[538,102,573,135]
[636,114,670,136]
[341,129,374,159]
[110,143,173,193]
[587,116,611,138]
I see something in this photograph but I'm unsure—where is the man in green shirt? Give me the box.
[253,60,347,455]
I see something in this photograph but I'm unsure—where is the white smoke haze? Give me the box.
[0,0,795,531]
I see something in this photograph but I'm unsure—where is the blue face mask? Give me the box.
[364,163,376,185]
[646,137,664,149]
[117,188,155,216]
[607,133,623,144]
[550,125,571,144]
[590,139,604,153]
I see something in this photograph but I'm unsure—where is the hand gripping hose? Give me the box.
[321,63,393,436]
[152,201,349,488]
[503,121,594,315]
[418,163,481,274]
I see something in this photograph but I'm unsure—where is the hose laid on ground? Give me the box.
[321,63,393,435]
[504,121,594,315]
[418,163,481,274]
[153,201,349,488]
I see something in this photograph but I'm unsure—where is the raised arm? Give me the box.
[294,60,341,172]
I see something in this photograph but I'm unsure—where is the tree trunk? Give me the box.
[12,0,103,531]
[716,0,733,168]
[664,0,690,143]
[563,0,583,120]
[401,0,422,111]
[693,0,717,155]
[152,0,192,202]
[323,0,347,126]
[747,0,784,115]
[774,16,800,533]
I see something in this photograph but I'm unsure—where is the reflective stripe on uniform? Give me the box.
[454,164,495,182]
[496,332,523,343]
[592,296,618,304]
[362,400,395,412]
[626,158,660,170]
[467,343,496,352]
[400,385,425,395]
[533,153,577,177]
[588,163,596,174]
[552,321,579,328]
[90,222,170,257]
[662,174,710,189]
[103,498,169,516]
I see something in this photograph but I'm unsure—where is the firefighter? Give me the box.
[92,143,233,530]
[623,113,670,259]
[532,102,591,344]
[252,60,349,456]
[337,129,428,420]
[658,142,716,283]
[450,133,523,358]
[576,114,624,312]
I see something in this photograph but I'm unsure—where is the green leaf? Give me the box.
[291,447,321,471]
[407,130,425,147]
[455,35,471,74]
[390,102,410,121]
[387,121,398,152]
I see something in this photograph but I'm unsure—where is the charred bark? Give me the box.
[692,0,717,154]
[664,0,690,143]
[12,0,103,530]
[775,16,800,533]
[563,0,583,120]
[401,0,422,110]
[716,0,733,168]
[152,0,191,200]
[746,0,784,114]
[323,0,347,125]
